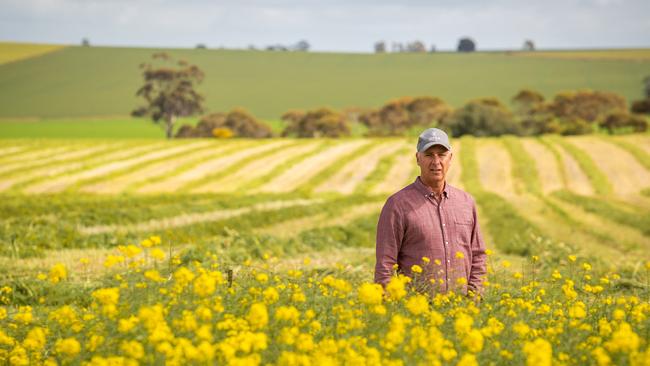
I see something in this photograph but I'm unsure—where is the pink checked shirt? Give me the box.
[374,177,487,294]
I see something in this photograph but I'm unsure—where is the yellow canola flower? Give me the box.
[421,256,430,263]
[523,338,552,366]
[22,326,47,351]
[55,337,81,358]
[263,287,280,304]
[411,264,423,274]
[118,244,142,258]
[455,251,465,259]
[604,322,640,354]
[569,301,587,319]
[405,294,429,315]
[456,354,478,366]
[194,273,217,297]
[247,302,269,330]
[15,306,33,324]
[104,255,125,268]
[120,340,145,360]
[568,255,577,262]
[386,275,408,301]
[49,263,67,284]
[462,329,484,353]
[358,283,384,306]
[275,306,300,324]
[150,248,166,260]
[144,269,165,283]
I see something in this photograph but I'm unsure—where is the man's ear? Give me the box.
[415,152,420,164]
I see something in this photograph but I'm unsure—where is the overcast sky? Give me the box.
[1,0,649,52]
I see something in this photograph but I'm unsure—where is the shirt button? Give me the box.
[442,223,446,226]
[445,241,448,244]
[447,260,451,263]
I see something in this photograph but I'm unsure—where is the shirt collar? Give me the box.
[414,176,449,199]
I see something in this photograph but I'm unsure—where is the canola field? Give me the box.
[1,134,649,365]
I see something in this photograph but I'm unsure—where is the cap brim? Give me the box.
[418,141,451,153]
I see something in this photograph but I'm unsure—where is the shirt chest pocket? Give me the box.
[453,208,473,226]
[452,208,473,246]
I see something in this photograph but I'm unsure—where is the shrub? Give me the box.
[444,97,521,137]
[281,108,351,138]
[631,98,650,114]
[547,89,626,123]
[175,108,273,138]
[599,112,648,134]
[359,96,451,136]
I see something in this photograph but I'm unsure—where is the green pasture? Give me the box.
[0,44,648,120]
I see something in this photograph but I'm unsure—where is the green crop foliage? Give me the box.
[547,136,613,195]
[501,136,542,195]
[605,137,650,171]
[458,136,540,256]
[552,190,650,236]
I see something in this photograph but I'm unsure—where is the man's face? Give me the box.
[416,145,452,185]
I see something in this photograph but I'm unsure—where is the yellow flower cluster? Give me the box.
[0,244,649,365]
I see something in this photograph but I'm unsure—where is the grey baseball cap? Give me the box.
[417,128,451,152]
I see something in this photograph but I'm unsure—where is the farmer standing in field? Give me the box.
[374,128,487,297]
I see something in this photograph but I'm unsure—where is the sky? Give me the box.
[1,0,649,52]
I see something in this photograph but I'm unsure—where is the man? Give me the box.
[374,128,487,296]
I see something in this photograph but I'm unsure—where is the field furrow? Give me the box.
[521,138,563,194]
[0,143,114,178]
[22,142,169,193]
[370,149,415,194]
[192,141,320,193]
[257,140,369,193]
[78,198,323,235]
[4,142,142,192]
[138,140,291,193]
[78,142,232,194]
[77,141,215,193]
[314,140,405,194]
[549,141,594,195]
[0,146,75,174]
[254,201,383,238]
[476,139,515,196]
[569,136,650,197]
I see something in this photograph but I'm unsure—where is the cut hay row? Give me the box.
[542,137,595,195]
[570,137,650,197]
[22,141,177,193]
[256,140,369,193]
[370,147,417,194]
[138,140,292,193]
[314,140,406,194]
[80,142,242,194]
[254,201,384,238]
[476,138,516,197]
[0,145,75,174]
[76,140,216,193]
[3,141,145,192]
[187,140,304,193]
[520,138,563,194]
[192,141,321,193]
[78,198,323,235]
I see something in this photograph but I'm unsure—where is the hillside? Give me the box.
[0,43,648,119]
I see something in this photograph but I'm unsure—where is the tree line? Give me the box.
[132,53,649,139]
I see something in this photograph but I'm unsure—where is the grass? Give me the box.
[552,190,650,236]
[458,136,540,256]
[1,44,649,120]
[547,135,613,195]
[354,146,411,194]
[501,136,542,195]
[605,136,650,171]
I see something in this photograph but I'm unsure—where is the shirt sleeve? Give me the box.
[374,197,404,286]
[468,199,487,294]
